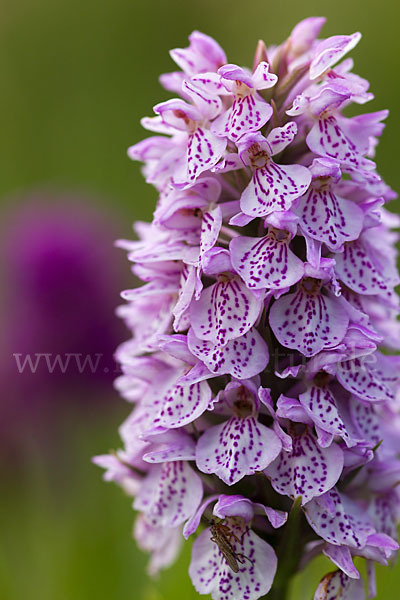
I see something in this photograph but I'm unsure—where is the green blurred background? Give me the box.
[0,1,399,598]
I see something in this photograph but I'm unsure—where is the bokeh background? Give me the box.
[0,1,399,598]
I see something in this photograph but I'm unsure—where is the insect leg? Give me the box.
[236,552,254,565]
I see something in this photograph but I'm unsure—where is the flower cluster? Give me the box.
[95,18,400,600]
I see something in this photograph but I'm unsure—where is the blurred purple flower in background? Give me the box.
[95,19,400,600]
[0,192,126,458]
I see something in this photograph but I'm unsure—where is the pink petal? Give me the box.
[202,247,232,275]
[269,287,349,357]
[218,63,254,87]
[188,327,270,379]
[299,87,350,118]
[310,33,362,80]
[349,396,381,446]
[142,430,196,463]
[251,61,278,90]
[170,31,227,75]
[212,94,273,142]
[196,417,281,485]
[304,488,375,548]
[191,72,232,96]
[173,265,197,332]
[265,122,298,155]
[127,135,174,162]
[140,115,177,134]
[336,358,393,403]
[213,495,255,522]
[265,430,344,504]
[240,161,311,218]
[199,206,223,266]
[296,188,364,251]
[337,111,388,156]
[230,233,304,290]
[323,544,360,579]
[159,71,186,95]
[154,98,202,130]
[134,461,203,528]
[314,570,365,600]
[189,521,277,600]
[368,492,399,541]
[134,514,183,576]
[190,277,263,345]
[92,453,138,484]
[334,238,397,296]
[157,333,197,365]
[182,79,222,120]
[212,152,244,174]
[289,17,326,55]
[182,127,227,185]
[307,115,374,170]
[276,395,313,425]
[157,380,213,428]
[183,494,220,539]
[260,505,288,529]
[299,385,358,448]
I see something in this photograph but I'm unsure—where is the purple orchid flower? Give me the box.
[294,157,364,251]
[154,80,227,186]
[188,494,279,600]
[210,62,277,142]
[195,380,282,485]
[237,124,312,218]
[95,21,400,600]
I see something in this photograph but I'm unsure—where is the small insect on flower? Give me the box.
[209,518,252,573]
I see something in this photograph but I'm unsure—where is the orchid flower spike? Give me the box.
[95,18,400,600]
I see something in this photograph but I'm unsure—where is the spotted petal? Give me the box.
[314,570,365,600]
[212,94,273,142]
[134,461,203,528]
[189,520,277,600]
[199,206,223,266]
[265,429,344,504]
[157,379,213,428]
[307,115,374,170]
[173,264,197,332]
[183,79,222,120]
[252,61,278,90]
[334,238,396,295]
[269,287,349,357]
[310,32,362,80]
[323,544,360,579]
[304,488,374,548]
[349,396,381,446]
[191,72,232,96]
[134,514,183,576]
[299,385,357,448]
[182,128,228,185]
[336,358,393,403]
[265,122,298,155]
[196,417,281,485]
[369,492,399,541]
[143,430,196,463]
[154,98,202,130]
[230,233,304,290]
[190,277,263,344]
[296,187,364,251]
[240,161,311,218]
[188,327,270,379]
